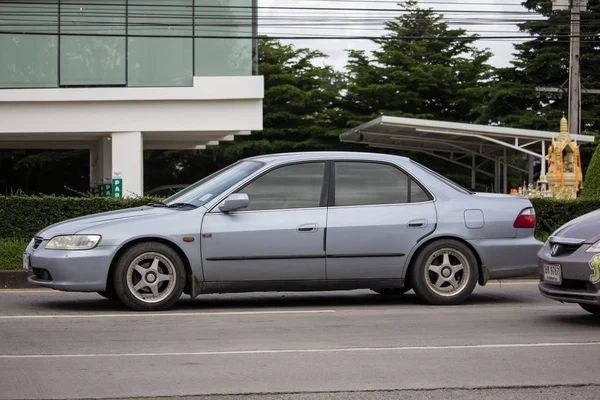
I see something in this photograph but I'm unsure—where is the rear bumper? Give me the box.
[469,236,543,281]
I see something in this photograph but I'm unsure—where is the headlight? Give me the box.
[46,235,101,250]
[586,240,600,253]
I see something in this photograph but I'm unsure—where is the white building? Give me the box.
[0,1,263,197]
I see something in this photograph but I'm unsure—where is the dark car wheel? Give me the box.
[410,239,479,305]
[113,242,186,311]
[579,303,600,315]
[373,287,411,296]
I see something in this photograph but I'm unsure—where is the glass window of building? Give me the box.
[0,1,59,88]
[194,0,252,77]
[127,0,193,87]
[60,0,126,86]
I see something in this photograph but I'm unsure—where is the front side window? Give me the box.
[240,162,325,211]
[334,162,429,206]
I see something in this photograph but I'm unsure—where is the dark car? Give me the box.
[538,209,600,315]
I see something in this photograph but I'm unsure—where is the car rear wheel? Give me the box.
[113,242,185,311]
[410,239,478,305]
[579,303,600,315]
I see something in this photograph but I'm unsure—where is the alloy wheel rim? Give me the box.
[424,248,470,297]
[126,252,176,303]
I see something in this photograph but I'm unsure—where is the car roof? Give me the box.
[243,151,409,164]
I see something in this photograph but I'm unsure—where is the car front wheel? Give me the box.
[579,303,600,315]
[410,239,478,305]
[113,242,186,311]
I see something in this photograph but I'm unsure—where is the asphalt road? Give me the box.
[0,282,599,400]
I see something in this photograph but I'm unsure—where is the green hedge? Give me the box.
[0,195,161,239]
[530,198,600,242]
[0,195,599,243]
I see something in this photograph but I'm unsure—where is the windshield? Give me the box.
[410,160,474,195]
[163,160,265,207]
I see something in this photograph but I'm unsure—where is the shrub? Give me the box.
[580,144,600,199]
[0,238,29,270]
[0,195,161,239]
[530,198,600,241]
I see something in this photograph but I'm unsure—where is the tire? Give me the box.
[410,239,479,305]
[113,242,186,311]
[373,287,411,296]
[579,303,600,315]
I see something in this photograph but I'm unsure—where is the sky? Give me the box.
[256,0,544,71]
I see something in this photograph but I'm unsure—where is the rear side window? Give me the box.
[334,162,430,206]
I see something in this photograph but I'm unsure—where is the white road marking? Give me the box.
[2,342,599,359]
[0,309,335,320]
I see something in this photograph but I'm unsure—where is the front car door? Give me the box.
[325,161,437,280]
[201,161,328,282]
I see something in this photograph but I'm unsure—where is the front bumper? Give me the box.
[537,243,600,305]
[25,240,118,292]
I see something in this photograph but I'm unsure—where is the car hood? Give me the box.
[553,209,600,243]
[35,206,172,239]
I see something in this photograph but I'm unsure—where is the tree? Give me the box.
[478,0,600,165]
[477,0,600,177]
[580,143,600,199]
[147,37,350,187]
[342,0,494,127]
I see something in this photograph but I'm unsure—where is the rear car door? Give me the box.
[325,161,437,280]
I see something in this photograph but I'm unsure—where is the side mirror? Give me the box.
[219,193,249,213]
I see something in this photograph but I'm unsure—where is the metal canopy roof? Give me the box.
[339,115,595,192]
[340,116,594,158]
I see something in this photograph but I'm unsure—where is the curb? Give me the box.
[0,271,37,289]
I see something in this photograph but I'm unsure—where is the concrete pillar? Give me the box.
[111,131,143,197]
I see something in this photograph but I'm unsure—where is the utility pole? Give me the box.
[548,0,590,134]
[568,0,581,136]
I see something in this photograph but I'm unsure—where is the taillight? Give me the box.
[514,207,536,228]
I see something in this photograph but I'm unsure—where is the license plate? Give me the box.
[22,253,30,270]
[543,263,562,285]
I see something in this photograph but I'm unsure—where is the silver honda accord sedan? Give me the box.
[25,151,543,311]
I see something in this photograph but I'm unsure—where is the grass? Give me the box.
[0,238,29,270]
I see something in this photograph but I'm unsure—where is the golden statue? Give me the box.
[544,115,584,198]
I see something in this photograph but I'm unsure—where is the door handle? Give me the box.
[297,223,318,232]
[408,219,427,228]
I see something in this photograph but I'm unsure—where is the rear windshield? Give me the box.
[410,160,474,195]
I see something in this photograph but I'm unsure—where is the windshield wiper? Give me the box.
[146,202,168,207]
[167,202,198,209]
